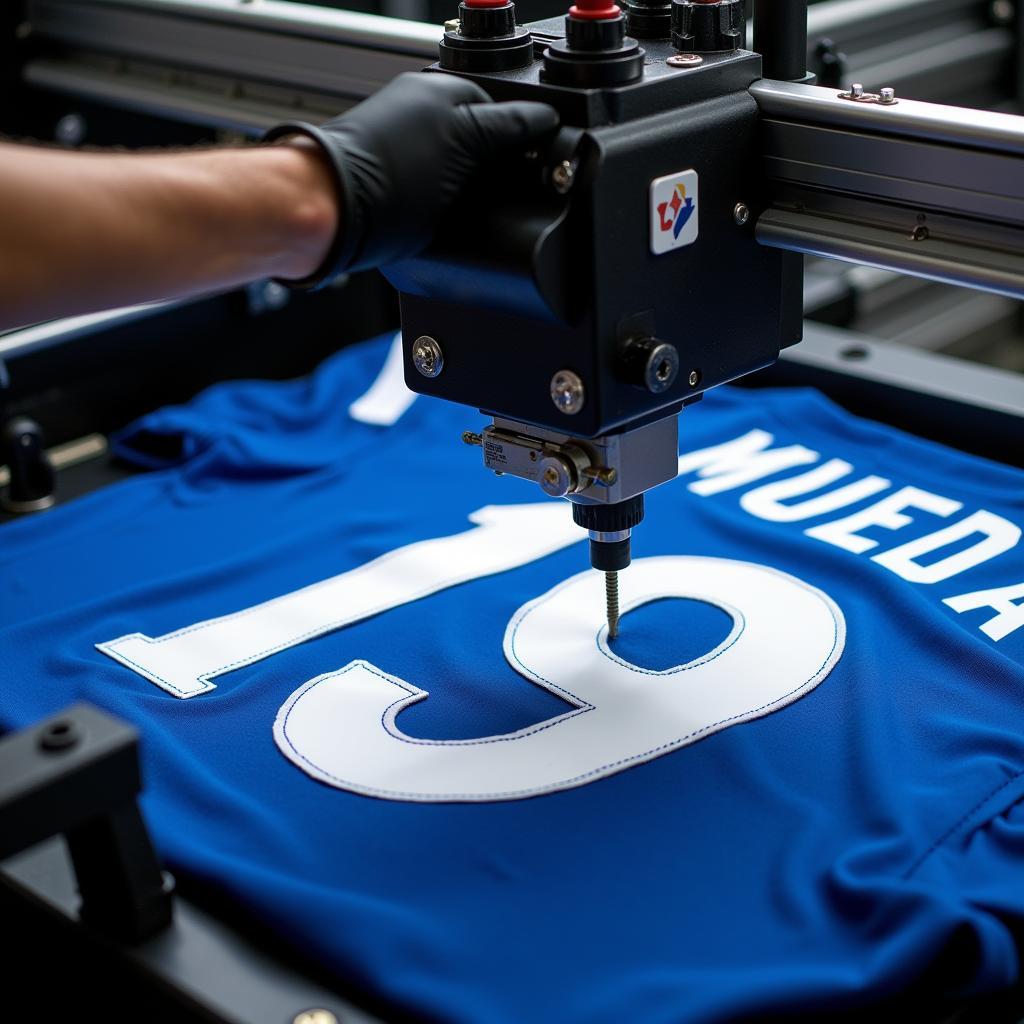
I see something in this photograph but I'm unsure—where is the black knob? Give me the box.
[2,417,56,513]
[542,0,645,87]
[439,1,535,72]
[671,0,745,53]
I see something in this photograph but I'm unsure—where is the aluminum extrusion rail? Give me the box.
[752,80,1024,301]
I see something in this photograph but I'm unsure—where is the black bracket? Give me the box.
[0,703,174,941]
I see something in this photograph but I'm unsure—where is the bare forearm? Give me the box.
[0,142,337,331]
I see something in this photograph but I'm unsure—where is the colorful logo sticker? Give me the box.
[650,169,699,254]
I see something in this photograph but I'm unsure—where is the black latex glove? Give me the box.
[264,72,559,285]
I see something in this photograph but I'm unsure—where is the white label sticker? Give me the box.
[650,169,699,254]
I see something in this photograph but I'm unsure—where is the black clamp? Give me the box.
[0,703,174,942]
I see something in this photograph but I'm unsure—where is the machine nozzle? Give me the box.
[571,494,644,639]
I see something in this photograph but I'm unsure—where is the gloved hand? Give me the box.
[265,72,559,285]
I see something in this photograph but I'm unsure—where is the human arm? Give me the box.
[0,73,558,332]
[0,140,337,332]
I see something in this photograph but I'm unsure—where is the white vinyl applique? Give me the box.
[97,501,845,802]
[273,556,845,802]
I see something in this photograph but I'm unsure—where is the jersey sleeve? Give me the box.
[112,332,401,472]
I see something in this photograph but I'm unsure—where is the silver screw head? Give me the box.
[643,343,679,394]
[667,53,703,68]
[991,0,1014,25]
[293,1011,338,1024]
[55,113,86,146]
[412,336,444,378]
[850,83,864,98]
[879,87,897,104]
[688,369,700,388]
[551,159,576,194]
[550,370,585,415]
[537,454,576,497]
[733,202,751,226]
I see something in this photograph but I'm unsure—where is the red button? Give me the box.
[568,0,620,18]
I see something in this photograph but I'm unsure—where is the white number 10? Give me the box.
[99,504,845,802]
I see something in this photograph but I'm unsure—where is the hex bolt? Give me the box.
[412,336,444,378]
[850,83,864,99]
[733,202,751,226]
[550,370,585,415]
[879,87,897,104]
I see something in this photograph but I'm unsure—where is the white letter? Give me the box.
[874,510,1021,584]
[275,557,845,802]
[805,486,961,554]
[944,582,1024,642]
[677,429,819,496]
[740,459,891,523]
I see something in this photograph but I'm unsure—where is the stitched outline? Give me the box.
[96,504,582,698]
[274,559,846,802]
[593,593,745,676]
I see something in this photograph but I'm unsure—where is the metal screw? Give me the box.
[911,224,930,242]
[293,1012,338,1024]
[667,53,703,68]
[606,572,620,640]
[412,336,444,378]
[688,369,700,387]
[733,202,750,226]
[550,370,585,415]
[850,83,864,99]
[538,455,575,497]
[879,87,897,104]
[55,113,86,146]
[642,342,679,394]
[991,0,1014,25]
[551,159,576,194]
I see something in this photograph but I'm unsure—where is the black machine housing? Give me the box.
[384,21,804,440]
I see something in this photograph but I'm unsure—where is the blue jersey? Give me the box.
[2,332,1024,1022]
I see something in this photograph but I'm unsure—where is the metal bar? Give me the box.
[757,209,1024,300]
[754,0,809,81]
[25,0,432,102]
[28,0,440,56]
[751,79,1024,153]
[848,27,1014,103]
[753,81,1024,300]
[0,300,183,360]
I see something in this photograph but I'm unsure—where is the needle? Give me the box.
[606,570,620,640]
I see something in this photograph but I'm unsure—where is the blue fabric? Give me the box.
[2,332,1023,1022]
